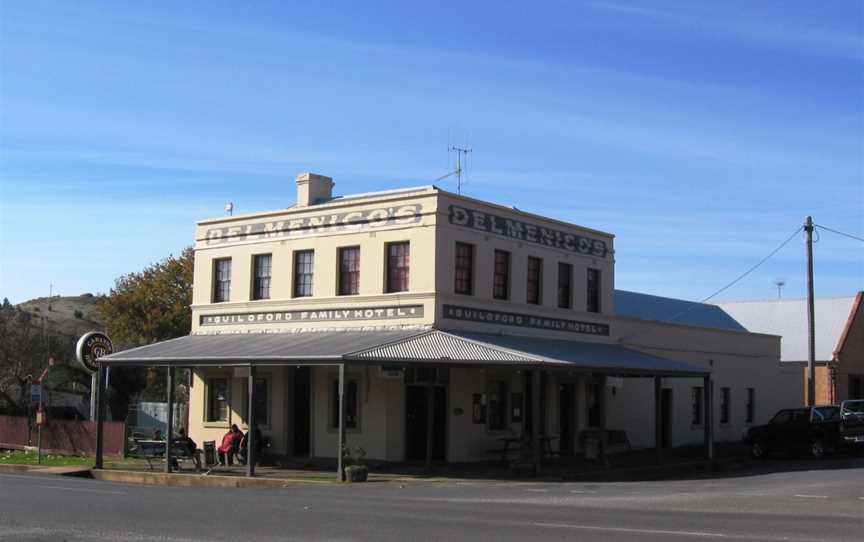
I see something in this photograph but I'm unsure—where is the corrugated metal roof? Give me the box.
[349,330,538,363]
[450,332,707,375]
[102,330,423,364]
[615,290,746,332]
[101,328,708,375]
[717,294,861,362]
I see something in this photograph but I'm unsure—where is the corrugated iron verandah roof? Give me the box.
[100,328,709,376]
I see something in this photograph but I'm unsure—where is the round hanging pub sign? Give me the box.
[75,331,114,373]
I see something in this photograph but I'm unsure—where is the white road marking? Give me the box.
[793,494,828,499]
[41,485,126,495]
[532,522,731,538]
[525,488,548,492]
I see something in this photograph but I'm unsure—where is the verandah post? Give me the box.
[532,368,541,477]
[337,363,346,482]
[598,374,607,468]
[704,373,714,462]
[165,366,174,473]
[654,375,663,465]
[425,375,434,474]
[247,363,257,477]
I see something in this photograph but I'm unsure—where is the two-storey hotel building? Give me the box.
[102,173,802,473]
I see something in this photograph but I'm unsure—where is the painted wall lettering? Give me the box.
[448,204,609,258]
[442,304,610,336]
[200,304,425,326]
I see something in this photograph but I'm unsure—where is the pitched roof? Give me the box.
[614,290,746,332]
[716,293,862,362]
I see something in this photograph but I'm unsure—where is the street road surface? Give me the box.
[1,460,862,541]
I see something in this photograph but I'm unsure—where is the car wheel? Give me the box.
[810,439,826,459]
[751,440,768,459]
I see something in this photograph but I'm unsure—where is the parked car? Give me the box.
[839,399,864,453]
[743,405,842,459]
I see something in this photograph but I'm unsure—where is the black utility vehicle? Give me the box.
[839,399,864,452]
[743,406,842,459]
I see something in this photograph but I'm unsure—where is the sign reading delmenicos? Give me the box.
[75,331,114,373]
[448,204,609,259]
[203,204,423,245]
[201,305,425,326]
[442,305,610,336]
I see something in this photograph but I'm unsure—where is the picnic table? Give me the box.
[487,435,559,463]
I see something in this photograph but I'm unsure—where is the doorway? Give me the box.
[405,386,447,462]
[292,367,311,456]
[558,383,577,455]
[660,388,673,449]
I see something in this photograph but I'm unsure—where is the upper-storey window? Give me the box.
[213,258,231,303]
[293,250,314,297]
[386,242,410,293]
[587,268,601,313]
[526,256,542,305]
[454,242,474,295]
[493,250,510,300]
[557,262,572,309]
[252,254,272,300]
[338,247,360,296]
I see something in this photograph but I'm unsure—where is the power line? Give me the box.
[695,225,804,305]
[814,223,864,243]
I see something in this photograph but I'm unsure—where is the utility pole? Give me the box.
[805,216,816,406]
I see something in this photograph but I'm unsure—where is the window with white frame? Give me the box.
[206,377,229,422]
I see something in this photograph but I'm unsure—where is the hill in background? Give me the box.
[15,294,104,347]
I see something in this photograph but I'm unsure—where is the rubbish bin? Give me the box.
[203,440,216,466]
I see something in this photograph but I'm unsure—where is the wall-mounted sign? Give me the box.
[202,204,423,245]
[442,304,610,336]
[200,304,425,326]
[448,204,609,259]
[75,331,114,373]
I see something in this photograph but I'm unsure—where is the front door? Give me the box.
[660,388,673,448]
[292,367,311,456]
[405,386,447,461]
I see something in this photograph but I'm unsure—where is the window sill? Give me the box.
[203,421,230,429]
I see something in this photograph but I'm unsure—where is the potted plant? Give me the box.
[342,445,368,482]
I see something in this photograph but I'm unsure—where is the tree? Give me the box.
[98,247,194,349]
[97,247,194,420]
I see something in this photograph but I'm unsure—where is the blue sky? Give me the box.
[1,0,861,305]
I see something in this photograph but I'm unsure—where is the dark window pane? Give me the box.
[587,268,601,313]
[338,247,360,295]
[293,250,314,297]
[386,242,410,293]
[213,259,231,302]
[691,387,703,425]
[454,242,474,295]
[527,257,542,305]
[493,250,510,300]
[557,262,572,308]
[720,387,730,425]
[253,254,272,300]
[207,378,228,422]
[746,388,755,423]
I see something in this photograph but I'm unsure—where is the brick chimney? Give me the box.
[296,173,334,207]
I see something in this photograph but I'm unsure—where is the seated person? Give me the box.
[238,425,265,466]
[171,428,202,471]
[217,424,242,466]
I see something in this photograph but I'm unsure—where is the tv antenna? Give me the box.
[225,202,234,216]
[435,145,472,195]
[772,279,786,299]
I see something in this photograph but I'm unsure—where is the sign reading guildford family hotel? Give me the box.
[201,305,425,326]
[448,204,609,258]
[443,305,610,336]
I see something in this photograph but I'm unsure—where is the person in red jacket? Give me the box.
[217,424,242,466]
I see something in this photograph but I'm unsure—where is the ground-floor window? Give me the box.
[850,375,863,399]
[487,380,509,431]
[206,377,229,422]
[330,379,359,430]
[691,386,703,426]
